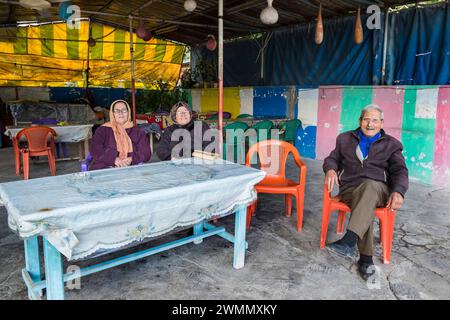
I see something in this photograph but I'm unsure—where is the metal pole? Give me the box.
[381,8,390,85]
[129,16,137,127]
[218,0,224,157]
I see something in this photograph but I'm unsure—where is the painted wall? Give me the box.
[188,85,450,189]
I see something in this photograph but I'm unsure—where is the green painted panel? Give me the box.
[340,87,373,133]
[401,87,437,184]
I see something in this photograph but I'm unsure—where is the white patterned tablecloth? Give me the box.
[4,125,93,143]
[0,158,265,260]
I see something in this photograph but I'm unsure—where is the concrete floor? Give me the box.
[0,143,449,300]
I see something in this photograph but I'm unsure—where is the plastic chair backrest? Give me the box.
[246,139,302,178]
[224,121,249,145]
[282,119,302,141]
[236,114,253,119]
[252,120,274,141]
[16,126,57,152]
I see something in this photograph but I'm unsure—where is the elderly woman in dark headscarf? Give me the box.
[89,100,151,170]
[156,101,214,161]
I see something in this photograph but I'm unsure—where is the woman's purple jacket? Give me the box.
[89,126,152,170]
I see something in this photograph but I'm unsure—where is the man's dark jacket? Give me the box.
[323,128,409,197]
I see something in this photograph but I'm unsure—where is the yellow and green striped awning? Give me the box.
[0,21,185,88]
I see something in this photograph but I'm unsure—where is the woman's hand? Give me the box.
[114,157,129,167]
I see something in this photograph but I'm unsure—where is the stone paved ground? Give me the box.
[0,144,449,300]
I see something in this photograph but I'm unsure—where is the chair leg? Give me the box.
[381,210,396,264]
[251,200,257,217]
[336,210,347,234]
[295,192,304,232]
[15,149,21,176]
[246,206,252,230]
[48,151,56,176]
[320,206,331,249]
[13,139,20,175]
[285,194,292,217]
[22,151,29,180]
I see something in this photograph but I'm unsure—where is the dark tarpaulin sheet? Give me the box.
[386,3,450,85]
[263,14,384,86]
[193,13,384,87]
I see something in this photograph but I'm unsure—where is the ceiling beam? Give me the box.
[98,0,117,12]
[156,0,259,32]
[225,0,263,15]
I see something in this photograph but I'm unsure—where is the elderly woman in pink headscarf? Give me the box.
[89,100,151,170]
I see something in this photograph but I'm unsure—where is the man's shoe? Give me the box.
[358,261,377,281]
[326,241,358,259]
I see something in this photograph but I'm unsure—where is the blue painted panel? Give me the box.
[295,125,316,159]
[49,87,84,102]
[49,87,130,107]
[253,87,288,118]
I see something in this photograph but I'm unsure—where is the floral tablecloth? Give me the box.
[0,158,265,260]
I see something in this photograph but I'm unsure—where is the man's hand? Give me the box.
[386,192,404,211]
[325,169,339,193]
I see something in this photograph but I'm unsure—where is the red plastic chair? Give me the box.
[245,140,307,232]
[320,183,396,264]
[15,126,57,180]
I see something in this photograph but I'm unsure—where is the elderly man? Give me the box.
[323,104,408,281]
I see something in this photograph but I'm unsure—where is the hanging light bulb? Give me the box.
[184,0,197,12]
[354,8,363,44]
[315,3,324,45]
[206,34,217,51]
[260,0,279,25]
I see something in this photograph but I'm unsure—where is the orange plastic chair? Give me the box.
[15,126,57,180]
[320,183,396,264]
[245,140,307,232]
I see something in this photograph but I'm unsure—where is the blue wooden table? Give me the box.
[0,158,265,300]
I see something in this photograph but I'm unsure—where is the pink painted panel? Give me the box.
[432,87,450,188]
[372,86,405,141]
[316,87,343,160]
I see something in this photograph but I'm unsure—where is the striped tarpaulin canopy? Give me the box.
[0,21,185,88]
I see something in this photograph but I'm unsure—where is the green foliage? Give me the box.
[192,58,216,83]
[125,79,189,114]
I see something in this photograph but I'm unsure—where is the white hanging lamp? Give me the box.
[260,0,279,25]
[184,0,197,12]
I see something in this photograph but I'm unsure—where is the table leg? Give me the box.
[233,205,247,269]
[149,133,153,154]
[193,222,204,244]
[24,236,42,299]
[83,139,89,160]
[43,238,64,300]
